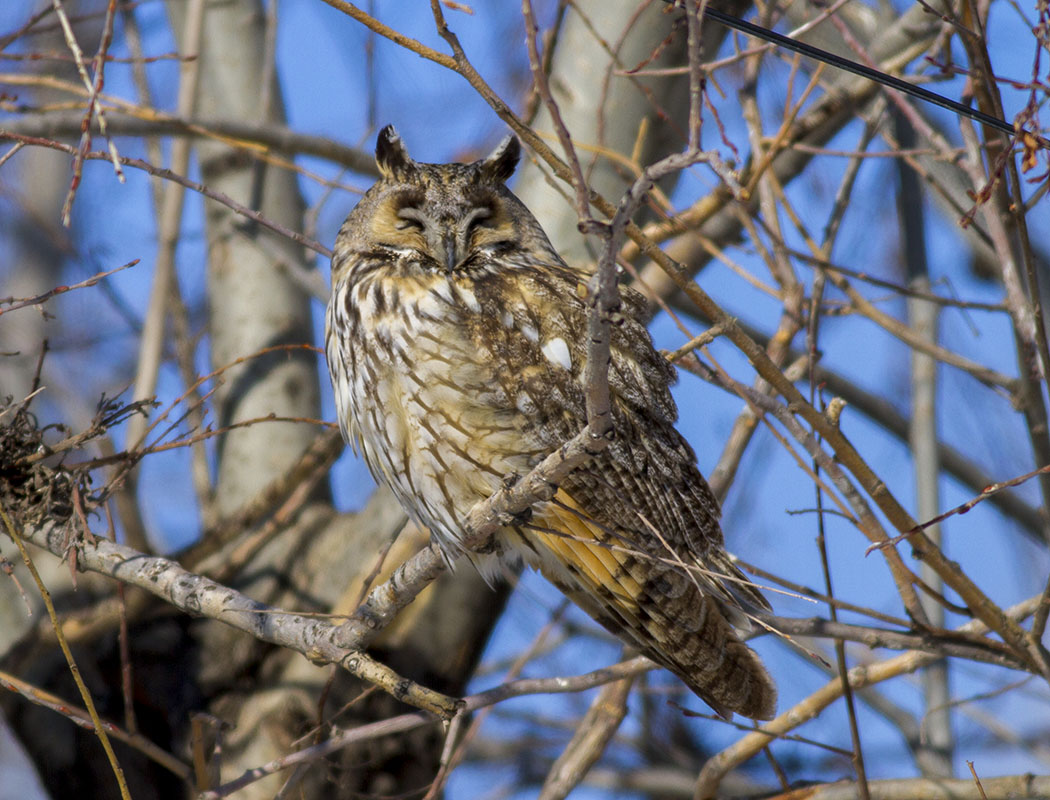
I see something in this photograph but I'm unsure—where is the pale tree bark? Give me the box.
[165,0,320,518]
[515,0,752,261]
[0,0,113,646]
[0,7,112,798]
[0,148,71,402]
[516,0,686,261]
[0,130,77,656]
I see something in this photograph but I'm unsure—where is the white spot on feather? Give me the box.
[541,337,572,370]
[520,323,539,343]
[430,281,454,305]
[516,392,536,415]
[455,283,481,313]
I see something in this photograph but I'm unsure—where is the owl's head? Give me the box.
[336,125,559,275]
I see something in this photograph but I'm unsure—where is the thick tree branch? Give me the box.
[14,518,458,718]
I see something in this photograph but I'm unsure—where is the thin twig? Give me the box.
[0,132,329,256]
[867,461,1050,553]
[521,0,590,220]
[0,668,190,781]
[123,0,205,454]
[51,0,124,225]
[0,259,138,316]
[693,595,1043,798]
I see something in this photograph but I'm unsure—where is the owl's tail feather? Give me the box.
[520,491,777,721]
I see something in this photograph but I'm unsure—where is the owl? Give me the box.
[325,126,776,720]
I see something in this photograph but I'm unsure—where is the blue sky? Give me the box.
[2,0,1049,795]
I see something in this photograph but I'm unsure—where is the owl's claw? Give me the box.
[497,473,534,527]
[497,505,533,528]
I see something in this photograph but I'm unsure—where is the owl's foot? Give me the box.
[497,473,534,527]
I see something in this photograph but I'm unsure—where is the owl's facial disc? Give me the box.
[380,189,513,272]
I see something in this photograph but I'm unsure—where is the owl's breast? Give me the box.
[327,268,545,552]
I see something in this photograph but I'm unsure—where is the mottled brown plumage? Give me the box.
[325,126,776,719]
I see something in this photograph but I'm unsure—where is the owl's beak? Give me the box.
[443,232,458,272]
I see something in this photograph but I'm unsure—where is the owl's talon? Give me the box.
[497,506,533,527]
[496,474,532,525]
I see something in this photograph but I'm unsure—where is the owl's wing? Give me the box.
[473,264,775,718]
[600,402,773,619]
[486,266,770,611]
[520,484,777,720]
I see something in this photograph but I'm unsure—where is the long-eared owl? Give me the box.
[325,125,776,720]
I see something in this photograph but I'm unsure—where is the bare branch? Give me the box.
[14,517,458,719]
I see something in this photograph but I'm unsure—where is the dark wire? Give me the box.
[668,1,1048,148]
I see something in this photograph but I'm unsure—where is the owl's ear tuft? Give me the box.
[375,125,416,179]
[479,135,521,184]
